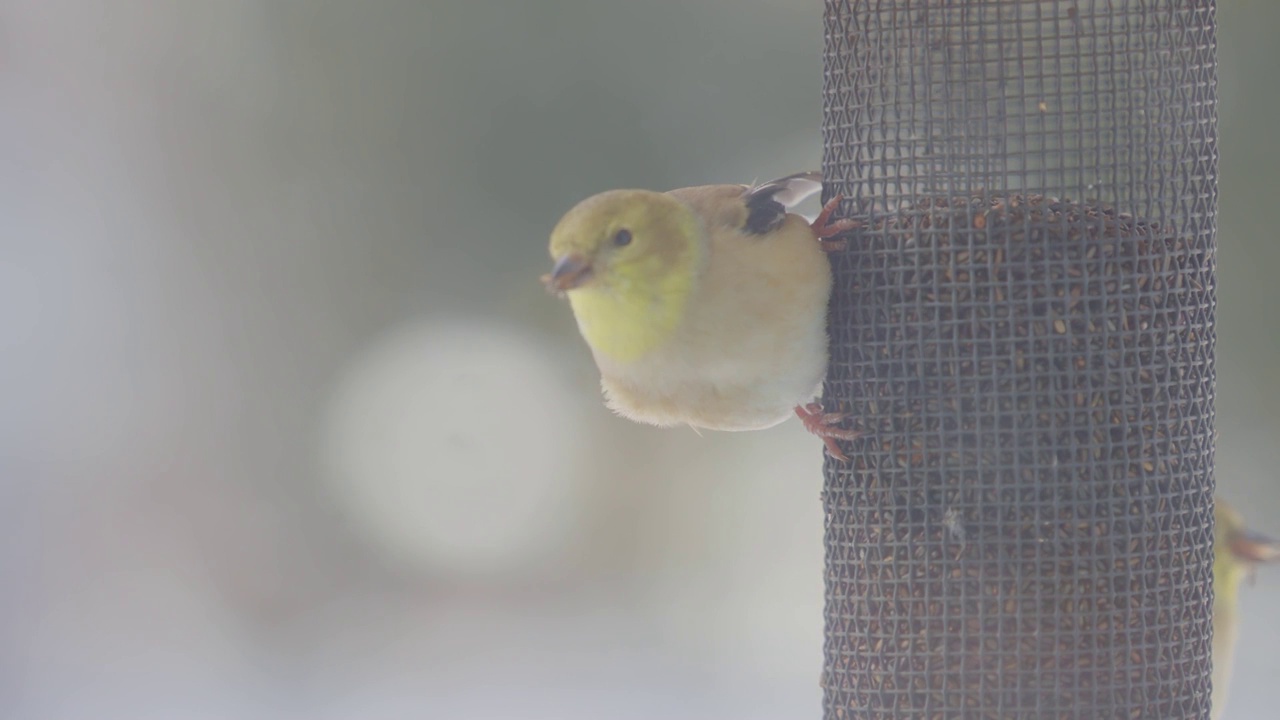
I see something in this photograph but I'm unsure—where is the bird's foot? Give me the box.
[794,402,861,462]
[811,195,859,253]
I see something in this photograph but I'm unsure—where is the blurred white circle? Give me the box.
[320,319,592,579]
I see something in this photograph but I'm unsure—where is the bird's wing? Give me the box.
[668,171,823,237]
[745,171,823,209]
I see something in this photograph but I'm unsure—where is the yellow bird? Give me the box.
[542,172,860,459]
[1213,497,1280,719]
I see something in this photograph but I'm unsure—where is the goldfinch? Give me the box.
[1212,497,1280,719]
[542,172,860,459]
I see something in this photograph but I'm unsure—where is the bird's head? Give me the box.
[542,189,705,362]
[543,189,701,296]
[1215,498,1280,593]
[1220,501,1280,561]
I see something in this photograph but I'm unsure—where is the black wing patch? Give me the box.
[740,172,823,236]
[743,192,787,236]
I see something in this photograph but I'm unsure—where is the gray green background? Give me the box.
[3,2,1276,718]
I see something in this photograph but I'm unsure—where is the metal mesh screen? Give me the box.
[820,2,1217,718]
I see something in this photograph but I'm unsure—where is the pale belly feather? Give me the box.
[595,215,833,431]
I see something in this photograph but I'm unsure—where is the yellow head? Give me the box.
[1215,498,1280,600]
[544,189,705,362]
[1212,497,1280,719]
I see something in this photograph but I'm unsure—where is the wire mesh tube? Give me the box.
[820,2,1217,718]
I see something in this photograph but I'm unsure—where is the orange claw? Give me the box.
[811,195,860,253]
[794,402,862,462]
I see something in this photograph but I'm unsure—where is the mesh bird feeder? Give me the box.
[819,2,1217,718]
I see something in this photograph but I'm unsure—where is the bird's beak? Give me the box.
[1231,529,1280,564]
[541,254,593,294]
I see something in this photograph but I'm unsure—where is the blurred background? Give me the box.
[2,2,1276,718]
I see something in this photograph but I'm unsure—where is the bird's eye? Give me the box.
[613,229,632,247]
